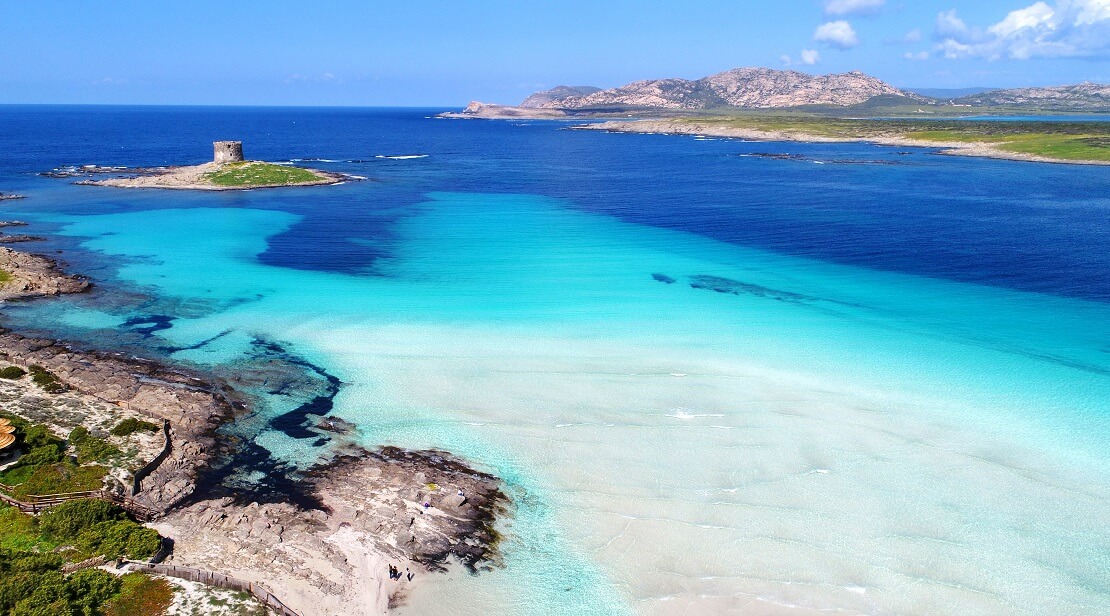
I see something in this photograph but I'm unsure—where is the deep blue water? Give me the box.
[1,105,1108,301]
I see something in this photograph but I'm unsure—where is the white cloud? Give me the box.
[781,54,793,66]
[814,20,861,49]
[823,0,885,16]
[989,2,1055,38]
[800,49,822,64]
[935,9,972,40]
[883,28,923,45]
[903,51,930,61]
[935,1,1110,60]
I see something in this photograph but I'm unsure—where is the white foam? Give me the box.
[375,154,429,160]
[668,410,726,419]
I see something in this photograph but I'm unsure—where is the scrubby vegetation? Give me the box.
[11,463,106,500]
[0,415,109,498]
[0,501,165,615]
[677,115,1110,162]
[28,365,67,394]
[0,505,52,553]
[204,161,324,187]
[69,426,122,464]
[0,365,27,379]
[104,572,175,616]
[110,418,160,438]
[39,500,161,560]
[0,560,121,616]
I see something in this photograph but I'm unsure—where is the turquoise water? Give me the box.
[11,192,1107,615]
[1,107,1108,615]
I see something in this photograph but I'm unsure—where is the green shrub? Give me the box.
[37,500,120,541]
[0,366,26,379]
[3,567,121,616]
[0,506,53,553]
[125,526,161,560]
[13,463,106,499]
[76,520,161,560]
[27,366,66,394]
[21,425,63,450]
[10,570,67,616]
[68,428,120,464]
[67,567,121,612]
[0,513,139,616]
[3,551,65,573]
[16,444,64,468]
[109,418,160,437]
[0,464,35,487]
[0,571,39,613]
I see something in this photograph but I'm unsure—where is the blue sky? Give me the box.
[1,0,1106,106]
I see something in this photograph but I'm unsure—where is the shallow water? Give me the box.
[0,107,1108,615]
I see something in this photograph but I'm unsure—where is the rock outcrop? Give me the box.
[0,247,90,300]
[315,447,505,571]
[528,67,915,110]
[155,447,507,615]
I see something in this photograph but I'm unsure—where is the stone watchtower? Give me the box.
[213,141,244,164]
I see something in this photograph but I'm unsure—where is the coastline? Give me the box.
[0,243,509,615]
[574,119,1110,165]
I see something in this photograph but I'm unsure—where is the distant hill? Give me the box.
[905,87,998,99]
[952,83,1110,111]
[521,86,602,108]
[523,68,920,110]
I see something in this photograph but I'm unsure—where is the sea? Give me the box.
[0,105,1107,615]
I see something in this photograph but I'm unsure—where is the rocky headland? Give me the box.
[439,100,568,120]
[0,244,510,614]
